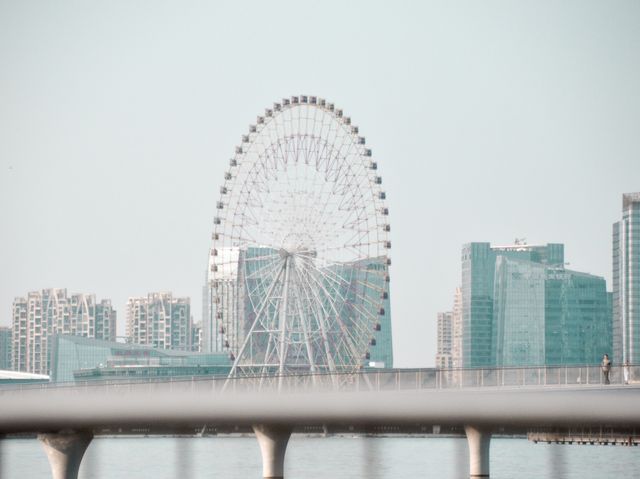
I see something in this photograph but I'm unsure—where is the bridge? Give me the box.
[1,365,639,479]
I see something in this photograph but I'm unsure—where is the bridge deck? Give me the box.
[1,384,639,434]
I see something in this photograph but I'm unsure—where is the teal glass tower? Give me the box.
[543,269,611,365]
[461,242,564,367]
[613,192,640,364]
[493,258,611,366]
[462,241,611,367]
[346,257,393,368]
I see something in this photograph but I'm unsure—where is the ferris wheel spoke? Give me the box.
[301,264,336,371]
[228,260,286,377]
[243,251,281,263]
[294,264,343,369]
[228,221,260,245]
[296,262,358,329]
[243,254,282,280]
[309,264,382,329]
[245,265,284,309]
[301,260,380,334]
[290,265,318,373]
[297,255,351,288]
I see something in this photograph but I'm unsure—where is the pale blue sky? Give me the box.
[1,1,639,367]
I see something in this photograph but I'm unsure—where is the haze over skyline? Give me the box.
[1,1,639,367]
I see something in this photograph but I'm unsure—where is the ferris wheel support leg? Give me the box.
[464,425,491,477]
[253,424,292,478]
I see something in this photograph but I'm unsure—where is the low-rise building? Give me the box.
[50,335,231,383]
[0,327,12,370]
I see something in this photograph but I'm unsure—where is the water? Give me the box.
[1,436,638,478]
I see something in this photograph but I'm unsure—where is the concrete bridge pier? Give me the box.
[38,431,93,479]
[253,424,292,478]
[464,425,491,477]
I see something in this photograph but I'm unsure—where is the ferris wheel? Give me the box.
[210,95,391,377]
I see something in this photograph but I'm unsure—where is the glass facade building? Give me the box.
[204,247,240,354]
[50,335,231,383]
[0,326,12,370]
[345,257,393,368]
[462,242,610,367]
[461,242,564,367]
[613,192,640,364]
[493,258,611,366]
[544,269,611,365]
[493,257,547,366]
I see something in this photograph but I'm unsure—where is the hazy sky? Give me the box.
[1,1,639,367]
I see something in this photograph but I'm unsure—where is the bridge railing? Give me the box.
[437,364,633,389]
[0,364,637,394]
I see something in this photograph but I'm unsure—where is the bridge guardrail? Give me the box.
[0,363,638,394]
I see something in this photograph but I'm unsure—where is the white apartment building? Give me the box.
[126,292,191,351]
[12,289,116,374]
[435,311,453,369]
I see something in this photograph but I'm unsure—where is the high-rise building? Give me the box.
[126,292,191,351]
[342,256,393,368]
[0,327,12,370]
[543,268,611,366]
[202,268,210,349]
[492,257,547,367]
[451,287,463,370]
[191,322,203,352]
[435,311,453,369]
[461,241,610,368]
[203,247,240,354]
[613,192,640,364]
[11,289,116,374]
[493,258,610,366]
[461,241,564,367]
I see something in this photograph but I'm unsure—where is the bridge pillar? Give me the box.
[38,431,93,479]
[253,424,291,478]
[464,425,491,477]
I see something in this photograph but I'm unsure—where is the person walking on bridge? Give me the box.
[601,354,611,385]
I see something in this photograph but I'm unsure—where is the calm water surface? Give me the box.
[1,436,638,478]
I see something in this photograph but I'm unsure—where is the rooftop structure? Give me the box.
[0,369,49,385]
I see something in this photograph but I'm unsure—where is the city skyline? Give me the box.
[4,210,628,370]
[1,2,640,367]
